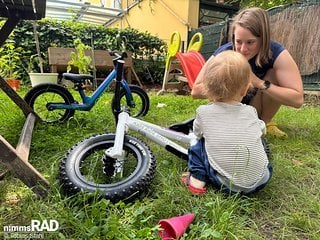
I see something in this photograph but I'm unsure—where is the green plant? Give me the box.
[27,53,42,73]
[0,40,23,79]
[5,19,166,83]
[67,38,93,74]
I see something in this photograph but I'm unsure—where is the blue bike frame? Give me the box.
[48,69,134,111]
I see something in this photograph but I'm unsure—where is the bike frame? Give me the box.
[105,111,198,160]
[48,64,134,111]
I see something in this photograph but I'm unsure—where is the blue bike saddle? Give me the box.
[63,73,94,84]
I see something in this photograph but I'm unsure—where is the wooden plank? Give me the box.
[0,135,49,198]
[0,9,35,20]
[0,77,41,120]
[48,47,74,65]
[48,48,133,68]
[3,0,23,5]
[0,0,46,20]
[34,0,47,19]
[16,113,36,162]
[0,18,19,46]
[5,4,33,11]
[130,67,143,87]
[91,50,114,67]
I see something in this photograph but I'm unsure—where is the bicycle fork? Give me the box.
[104,111,129,177]
[105,111,129,159]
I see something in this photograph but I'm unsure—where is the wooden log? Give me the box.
[0,135,49,198]
[16,113,36,162]
[0,77,41,121]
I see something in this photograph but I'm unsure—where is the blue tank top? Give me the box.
[214,41,285,79]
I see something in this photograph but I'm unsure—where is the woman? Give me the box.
[191,7,304,138]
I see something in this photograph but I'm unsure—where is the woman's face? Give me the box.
[233,24,260,60]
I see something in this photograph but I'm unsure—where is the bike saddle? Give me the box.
[168,117,195,135]
[63,73,94,84]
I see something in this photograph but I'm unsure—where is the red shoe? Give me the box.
[181,172,206,195]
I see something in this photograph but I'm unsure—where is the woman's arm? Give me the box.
[251,50,304,108]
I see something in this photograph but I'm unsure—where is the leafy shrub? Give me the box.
[1,19,166,84]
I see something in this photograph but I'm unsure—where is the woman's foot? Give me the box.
[267,122,288,138]
[181,172,206,195]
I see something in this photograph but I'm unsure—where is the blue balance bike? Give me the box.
[24,52,149,123]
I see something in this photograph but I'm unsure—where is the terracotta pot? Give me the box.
[6,79,20,91]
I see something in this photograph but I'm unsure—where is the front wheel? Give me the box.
[24,83,75,123]
[112,85,149,117]
[59,134,156,202]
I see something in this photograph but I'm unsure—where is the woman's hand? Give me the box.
[250,71,264,89]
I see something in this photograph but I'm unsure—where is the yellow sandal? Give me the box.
[266,122,288,138]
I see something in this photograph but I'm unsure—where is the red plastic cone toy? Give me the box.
[158,213,195,240]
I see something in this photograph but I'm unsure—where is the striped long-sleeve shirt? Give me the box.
[193,102,269,190]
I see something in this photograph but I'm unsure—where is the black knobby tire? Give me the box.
[59,134,156,202]
[24,83,75,123]
[112,85,150,117]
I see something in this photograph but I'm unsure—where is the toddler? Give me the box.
[183,50,272,195]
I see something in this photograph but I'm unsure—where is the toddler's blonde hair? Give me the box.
[203,50,250,102]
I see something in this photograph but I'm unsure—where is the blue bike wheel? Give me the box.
[112,85,149,117]
[24,83,75,123]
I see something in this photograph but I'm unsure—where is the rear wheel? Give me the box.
[24,83,75,123]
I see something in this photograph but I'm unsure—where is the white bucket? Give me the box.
[29,73,58,87]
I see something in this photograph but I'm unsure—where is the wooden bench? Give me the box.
[48,47,142,87]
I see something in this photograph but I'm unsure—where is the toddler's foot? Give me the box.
[267,122,288,138]
[181,172,206,195]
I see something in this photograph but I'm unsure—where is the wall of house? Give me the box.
[104,0,200,49]
[88,0,103,6]
[85,0,200,50]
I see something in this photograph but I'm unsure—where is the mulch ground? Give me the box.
[304,91,320,106]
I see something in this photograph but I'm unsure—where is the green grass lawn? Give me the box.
[0,87,319,239]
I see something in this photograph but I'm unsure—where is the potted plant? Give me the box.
[0,40,23,91]
[62,38,93,89]
[28,21,58,87]
[28,54,58,87]
[67,38,93,74]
